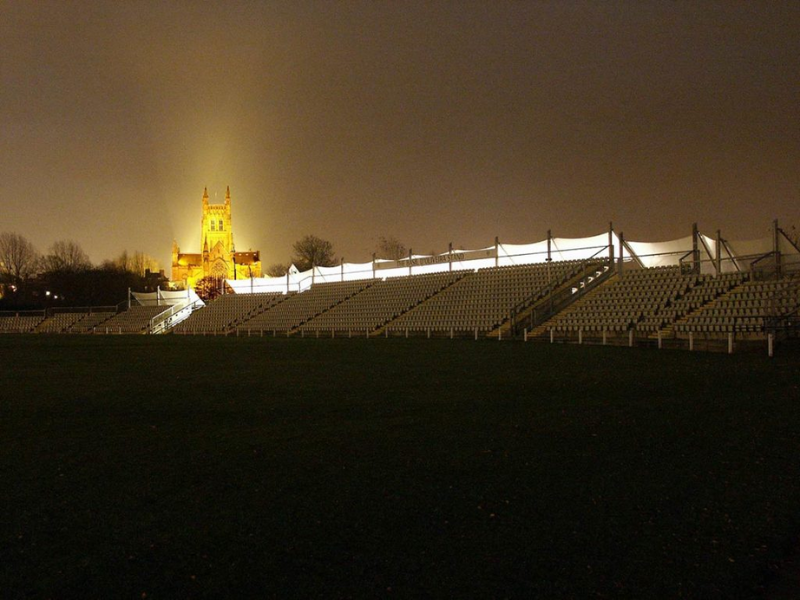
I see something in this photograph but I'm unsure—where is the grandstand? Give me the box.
[69,310,117,333]
[674,273,800,336]
[173,292,288,334]
[236,280,371,335]
[35,310,89,333]
[2,221,798,351]
[93,305,171,334]
[384,261,585,337]
[295,270,466,335]
[542,266,699,335]
[34,308,117,334]
[0,311,45,333]
[658,272,748,332]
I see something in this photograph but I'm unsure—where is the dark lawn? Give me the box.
[1,336,799,598]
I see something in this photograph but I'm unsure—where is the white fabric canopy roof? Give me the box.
[224,227,799,294]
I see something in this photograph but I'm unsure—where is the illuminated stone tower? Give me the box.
[201,186,234,258]
[201,186,235,280]
[170,186,262,289]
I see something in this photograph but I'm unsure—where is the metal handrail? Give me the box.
[510,258,613,336]
[510,248,610,319]
[149,298,203,334]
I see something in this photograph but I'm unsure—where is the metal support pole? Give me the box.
[523,329,527,342]
[550,328,554,344]
[629,329,633,347]
[768,333,774,357]
[495,236,500,267]
[728,332,734,354]
[692,222,700,274]
[603,328,607,345]
[716,230,722,276]
[658,330,662,349]
[689,332,694,351]
[546,230,553,284]
[449,242,453,272]
[618,233,625,277]
[547,230,552,262]
[774,219,782,277]
[609,222,614,269]
[578,328,582,344]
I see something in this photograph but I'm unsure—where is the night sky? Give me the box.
[2,1,798,270]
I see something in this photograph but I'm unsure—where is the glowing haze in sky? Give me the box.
[2,1,798,270]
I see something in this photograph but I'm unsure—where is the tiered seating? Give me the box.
[69,311,116,333]
[388,261,582,334]
[296,271,466,334]
[675,274,800,335]
[237,280,372,333]
[549,266,697,333]
[173,293,287,334]
[36,311,87,333]
[659,272,748,327]
[0,313,46,333]
[97,305,170,334]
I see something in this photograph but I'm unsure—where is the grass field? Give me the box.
[1,336,799,598]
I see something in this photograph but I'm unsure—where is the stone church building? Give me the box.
[171,186,261,289]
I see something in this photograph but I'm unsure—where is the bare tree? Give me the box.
[112,250,159,276]
[266,263,290,277]
[0,232,40,285]
[130,251,159,277]
[292,235,336,272]
[112,250,131,272]
[42,240,91,273]
[375,235,408,261]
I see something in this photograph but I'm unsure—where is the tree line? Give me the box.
[266,234,409,276]
[0,230,422,308]
[0,232,161,310]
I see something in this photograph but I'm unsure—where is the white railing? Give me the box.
[149,299,204,334]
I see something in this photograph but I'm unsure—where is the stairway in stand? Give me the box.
[654,280,750,339]
[527,272,619,339]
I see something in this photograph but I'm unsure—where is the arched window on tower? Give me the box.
[219,219,224,231]
[210,220,216,231]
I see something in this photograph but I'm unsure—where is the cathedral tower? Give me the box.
[201,186,234,258]
[170,186,262,290]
